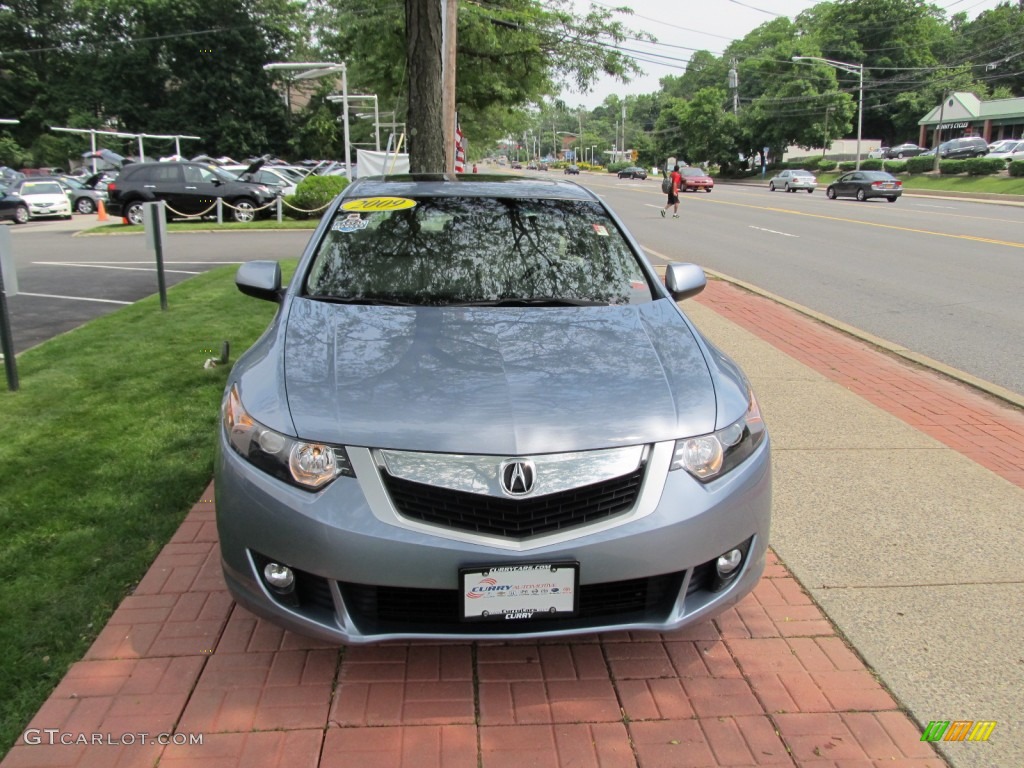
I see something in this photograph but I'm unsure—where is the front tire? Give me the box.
[125,200,145,226]
[887,197,897,203]
[13,205,29,224]
[897,153,905,159]
[826,187,837,199]
[76,197,95,214]
[769,182,775,191]
[856,189,867,202]
[231,198,256,223]
[807,189,814,193]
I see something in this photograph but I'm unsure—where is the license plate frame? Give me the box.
[460,562,579,622]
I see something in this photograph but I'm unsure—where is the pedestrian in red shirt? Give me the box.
[662,165,682,219]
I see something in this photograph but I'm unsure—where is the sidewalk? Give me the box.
[3,278,1021,768]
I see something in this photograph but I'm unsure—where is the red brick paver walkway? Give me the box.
[11,279,1024,767]
[1,497,945,768]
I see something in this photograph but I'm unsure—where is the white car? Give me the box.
[221,165,297,196]
[988,138,1020,154]
[15,180,73,220]
[768,169,818,193]
[987,140,1024,165]
[866,147,889,159]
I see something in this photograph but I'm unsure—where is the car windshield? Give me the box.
[61,178,84,189]
[304,196,653,306]
[21,182,64,195]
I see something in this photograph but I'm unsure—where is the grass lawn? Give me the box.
[0,261,295,757]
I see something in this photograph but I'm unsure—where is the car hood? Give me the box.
[279,297,717,455]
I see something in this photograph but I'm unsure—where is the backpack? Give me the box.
[661,175,672,194]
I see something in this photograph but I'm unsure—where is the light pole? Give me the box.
[792,56,864,170]
[590,145,597,165]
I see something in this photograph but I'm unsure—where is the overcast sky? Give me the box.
[562,0,1009,109]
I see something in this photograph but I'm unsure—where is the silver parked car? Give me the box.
[216,175,772,644]
[768,169,817,193]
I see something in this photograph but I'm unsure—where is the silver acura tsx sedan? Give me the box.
[216,174,771,643]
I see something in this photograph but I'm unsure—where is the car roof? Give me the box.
[342,174,600,202]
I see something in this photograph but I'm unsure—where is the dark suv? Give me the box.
[106,160,279,224]
[937,136,989,160]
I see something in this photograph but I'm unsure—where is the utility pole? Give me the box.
[441,0,458,172]
[728,59,739,114]
[933,91,948,172]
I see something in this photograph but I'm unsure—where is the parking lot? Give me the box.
[1,217,311,355]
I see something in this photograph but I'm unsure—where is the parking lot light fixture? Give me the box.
[792,56,864,170]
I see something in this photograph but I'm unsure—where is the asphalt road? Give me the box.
[1,218,313,354]
[573,173,1024,397]
[3,178,1023,398]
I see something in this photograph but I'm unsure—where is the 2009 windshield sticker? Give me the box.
[340,197,417,212]
[332,214,368,233]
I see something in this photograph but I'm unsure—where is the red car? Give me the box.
[680,167,714,193]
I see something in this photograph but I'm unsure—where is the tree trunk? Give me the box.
[405,0,445,173]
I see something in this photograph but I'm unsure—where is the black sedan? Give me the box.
[617,166,648,180]
[563,165,580,175]
[884,143,925,159]
[826,171,903,203]
[0,185,30,224]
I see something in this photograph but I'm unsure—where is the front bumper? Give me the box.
[28,202,71,217]
[216,434,772,644]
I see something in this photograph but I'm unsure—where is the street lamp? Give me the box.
[590,145,597,165]
[792,56,864,170]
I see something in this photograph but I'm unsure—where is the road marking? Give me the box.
[749,225,799,238]
[705,199,1024,249]
[17,291,132,305]
[33,262,201,274]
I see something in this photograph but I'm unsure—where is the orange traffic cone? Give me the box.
[97,199,109,222]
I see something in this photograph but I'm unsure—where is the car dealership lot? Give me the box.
[1,219,310,354]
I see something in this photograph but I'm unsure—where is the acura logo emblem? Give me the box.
[500,459,536,496]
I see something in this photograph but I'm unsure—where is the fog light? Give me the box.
[263,562,294,589]
[716,549,743,577]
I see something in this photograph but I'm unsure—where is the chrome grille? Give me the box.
[382,467,645,539]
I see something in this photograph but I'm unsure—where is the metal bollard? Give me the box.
[216,198,223,224]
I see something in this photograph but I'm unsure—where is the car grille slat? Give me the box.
[383,468,644,539]
[340,571,685,635]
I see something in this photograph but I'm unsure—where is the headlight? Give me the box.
[671,391,766,482]
[223,385,354,490]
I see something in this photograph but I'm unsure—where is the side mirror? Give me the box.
[664,263,706,301]
[236,260,282,302]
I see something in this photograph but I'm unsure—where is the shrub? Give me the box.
[838,161,857,171]
[882,160,907,174]
[938,159,967,175]
[859,159,884,171]
[815,159,838,172]
[606,162,632,173]
[905,157,935,174]
[283,174,349,219]
[963,157,1007,176]
[1009,159,1024,177]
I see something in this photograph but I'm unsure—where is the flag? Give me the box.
[454,119,466,173]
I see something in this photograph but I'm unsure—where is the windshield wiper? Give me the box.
[304,295,415,306]
[448,297,606,307]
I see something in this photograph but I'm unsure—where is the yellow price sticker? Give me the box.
[340,197,417,212]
